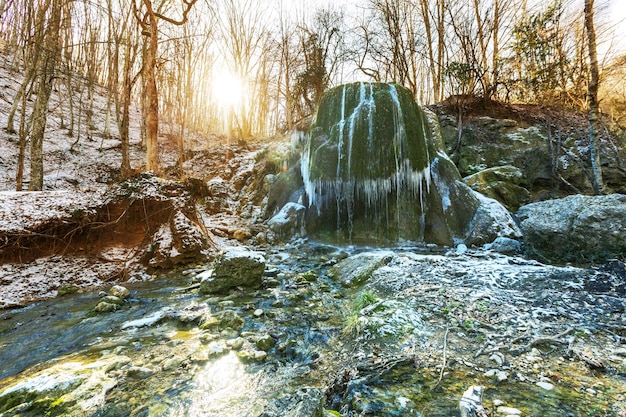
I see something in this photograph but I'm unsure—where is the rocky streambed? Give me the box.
[0,241,625,417]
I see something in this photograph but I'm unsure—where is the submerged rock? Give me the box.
[517,194,626,263]
[259,387,325,417]
[198,247,266,294]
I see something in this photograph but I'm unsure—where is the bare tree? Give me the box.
[133,0,198,174]
[584,0,604,194]
[28,0,63,190]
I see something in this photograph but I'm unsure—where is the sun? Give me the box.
[211,69,245,108]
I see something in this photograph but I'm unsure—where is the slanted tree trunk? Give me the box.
[29,0,62,191]
[584,0,604,195]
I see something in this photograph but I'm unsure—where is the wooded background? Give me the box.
[0,0,624,188]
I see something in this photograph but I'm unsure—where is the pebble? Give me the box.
[497,406,522,415]
[455,244,468,254]
[94,301,119,313]
[485,369,509,382]
[490,352,504,366]
[208,341,226,356]
[253,308,264,317]
[109,285,130,299]
[226,337,244,350]
[255,335,275,351]
[536,381,554,391]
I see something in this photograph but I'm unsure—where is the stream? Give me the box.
[1,241,625,416]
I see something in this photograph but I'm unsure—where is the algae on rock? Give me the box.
[298,82,519,246]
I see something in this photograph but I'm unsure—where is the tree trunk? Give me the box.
[16,89,28,190]
[584,0,604,195]
[120,39,134,179]
[143,3,160,174]
[28,0,61,191]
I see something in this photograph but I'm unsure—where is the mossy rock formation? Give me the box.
[298,82,518,245]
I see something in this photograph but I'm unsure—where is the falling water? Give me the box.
[300,82,432,242]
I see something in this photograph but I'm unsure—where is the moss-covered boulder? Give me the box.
[464,165,531,212]
[299,82,519,245]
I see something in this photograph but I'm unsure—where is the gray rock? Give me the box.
[126,366,154,380]
[328,251,394,287]
[101,296,124,306]
[259,387,325,417]
[517,194,626,263]
[255,335,276,352]
[483,236,523,255]
[199,247,266,294]
[109,285,130,299]
[464,192,523,246]
[94,301,119,313]
[214,310,245,329]
[267,202,306,240]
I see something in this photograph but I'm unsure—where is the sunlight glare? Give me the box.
[211,70,245,108]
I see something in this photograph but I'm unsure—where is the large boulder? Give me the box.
[463,165,531,211]
[328,251,395,287]
[294,82,520,246]
[199,247,266,294]
[267,202,306,240]
[517,194,626,263]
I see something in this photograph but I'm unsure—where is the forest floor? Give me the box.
[0,57,282,308]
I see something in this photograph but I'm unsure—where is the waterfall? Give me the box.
[300,82,434,242]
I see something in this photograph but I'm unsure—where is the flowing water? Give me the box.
[1,242,625,416]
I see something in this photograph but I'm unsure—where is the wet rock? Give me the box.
[101,295,124,306]
[518,194,626,263]
[328,251,394,287]
[267,202,306,241]
[255,335,276,351]
[259,387,325,417]
[94,301,119,313]
[214,310,245,329]
[237,350,267,363]
[208,341,227,356]
[126,366,154,380]
[109,285,130,299]
[226,337,245,350]
[199,247,266,294]
[161,357,184,371]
